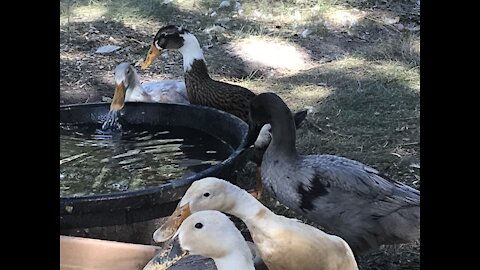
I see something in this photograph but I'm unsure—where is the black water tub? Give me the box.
[60,102,249,229]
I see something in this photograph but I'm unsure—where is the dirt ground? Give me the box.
[60,0,420,269]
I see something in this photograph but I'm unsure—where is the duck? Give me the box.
[249,92,420,255]
[140,25,307,195]
[143,210,256,270]
[102,62,189,129]
[152,177,358,270]
[109,62,189,112]
[141,25,307,125]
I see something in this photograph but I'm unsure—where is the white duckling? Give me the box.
[143,210,255,270]
[153,177,358,270]
[109,62,189,112]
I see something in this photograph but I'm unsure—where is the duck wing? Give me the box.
[296,154,420,252]
[299,154,419,210]
[142,80,186,94]
[142,80,188,104]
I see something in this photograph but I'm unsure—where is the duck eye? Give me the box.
[203,192,210,197]
[195,223,203,229]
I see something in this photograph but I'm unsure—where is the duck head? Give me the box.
[141,25,204,72]
[143,210,254,270]
[249,93,297,155]
[153,177,240,243]
[249,92,293,126]
[110,62,140,111]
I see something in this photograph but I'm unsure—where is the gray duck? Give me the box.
[249,92,420,255]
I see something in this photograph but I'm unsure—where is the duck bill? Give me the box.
[141,44,162,70]
[110,82,126,111]
[143,235,189,270]
[153,203,191,242]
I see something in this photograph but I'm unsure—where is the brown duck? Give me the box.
[141,25,306,126]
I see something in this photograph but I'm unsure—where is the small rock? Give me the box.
[216,17,231,24]
[304,106,318,115]
[102,96,112,102]
[394,23,404,31]
[95,45,121,54]
[410,163,420,169]
[301,28,311,38]
[108,36,120,44]
[219,0,231,8]
[383,16,400,25]
[234,1,242,11]
[406,25,420,32]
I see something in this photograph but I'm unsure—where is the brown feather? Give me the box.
[185,60,256,122]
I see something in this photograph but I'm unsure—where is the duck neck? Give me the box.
[184,59,211,80]
[268,112,297,158]
[227,187,275,229]
[178,33,208,76]
[213,251,255,270]
[125,76,144,102]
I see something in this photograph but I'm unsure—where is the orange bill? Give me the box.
[110,82,126,111]
[141,44,162,70]
[153,203,191,243]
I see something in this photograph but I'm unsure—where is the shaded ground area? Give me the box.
[60,0,420,269]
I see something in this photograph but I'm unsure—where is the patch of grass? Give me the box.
[358,33,420,66]
[60,0,208,26]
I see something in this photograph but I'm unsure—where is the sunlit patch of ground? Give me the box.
[227,36,316,76]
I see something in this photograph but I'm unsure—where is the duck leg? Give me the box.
[249,165,263,200]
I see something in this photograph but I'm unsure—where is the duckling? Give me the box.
[152,177,358,270]
[249,92,420,255]
[109,62,188,112]
[143,210,256,270]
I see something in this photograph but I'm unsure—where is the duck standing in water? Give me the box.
[249,92,420,255]
[150,177,358,270]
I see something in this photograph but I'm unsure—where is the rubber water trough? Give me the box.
[60,102,249,229]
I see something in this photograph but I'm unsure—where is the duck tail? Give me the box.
[293,110,308,129]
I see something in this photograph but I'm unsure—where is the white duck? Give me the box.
[152,177,358,270]
[109,62,189,112]
[143,210,256,270]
